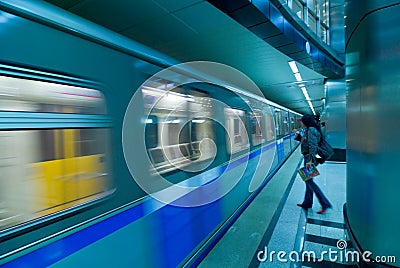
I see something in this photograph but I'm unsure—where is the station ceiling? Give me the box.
[45,0,327,115]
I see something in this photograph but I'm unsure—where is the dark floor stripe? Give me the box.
[329,148,346,162]
[307,218,345,229]
[305,234,355,253]
[305,234,343,247]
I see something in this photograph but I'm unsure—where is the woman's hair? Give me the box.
[301,114,320,130]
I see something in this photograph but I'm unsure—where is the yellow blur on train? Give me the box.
[0,75,112,229]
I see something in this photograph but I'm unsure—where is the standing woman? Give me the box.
[296,114,332,214]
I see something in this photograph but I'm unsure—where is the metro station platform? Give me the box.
[198,148,356,267]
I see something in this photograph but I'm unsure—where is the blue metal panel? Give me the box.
[276,138,284,161]
[269,3,284,32]
[229,3,268,27]
[283,135,292,157]
[1,204,145,268]
[153,202,222,267]
[252,0,270,17]
[283,20,294,39]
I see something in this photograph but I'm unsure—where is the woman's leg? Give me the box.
[302,182,313,208]
[306,179,331,209]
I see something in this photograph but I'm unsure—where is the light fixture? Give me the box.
[301,87,316,115]
[288,60,316,115]
[288,61,299,73]
[294,73,302,82]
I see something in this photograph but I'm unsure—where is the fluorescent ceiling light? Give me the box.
[300,87,310,100]
[308,100,316,115]
[294,73,302,82]
[289,61,315,115]
[301,87,316,115]
[288,61,299,73]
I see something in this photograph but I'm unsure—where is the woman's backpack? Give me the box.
[317,136,334,164]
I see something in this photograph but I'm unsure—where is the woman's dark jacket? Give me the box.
[301,127,321,163]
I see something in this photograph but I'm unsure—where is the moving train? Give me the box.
[0,1,302,267]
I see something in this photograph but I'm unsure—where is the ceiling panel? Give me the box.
[248,21,282,39]
[152,0,203,13]
[69,0,169,32]
[123,15,197,48]
[229,4,268,28]
[172,2,232,35]
[45,0,326,115]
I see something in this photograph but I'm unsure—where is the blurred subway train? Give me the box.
[0,1,302,267]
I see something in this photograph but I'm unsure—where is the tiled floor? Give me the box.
[198,148,303,268]
[260,161,358,268]
[197,152,357,268]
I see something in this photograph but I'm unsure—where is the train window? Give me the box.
[225,108,249,154]
[297,116,302,129]
[149,148,166,164]
[40,129,56,161]
[179,144,189,157]
[145,115,158,149]
[179,122,190,144]
[0,75,106,114]
[142,83,216,173]
[234,118,240,135]
[0,74,112,232]
[290,116,295,132]
[274,109,282,137]
[283,114,289,135]
[191,118,214,142]
[79,128,107,156]
[274,109,290,137]
[251,112,265,146]
[265,110,275,141]
[161,118,189,145]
